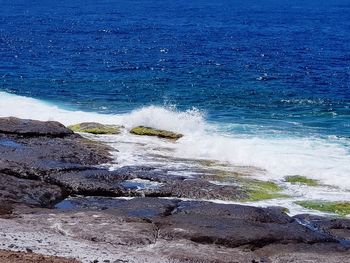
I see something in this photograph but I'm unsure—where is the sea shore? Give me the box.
[0,117,349,263]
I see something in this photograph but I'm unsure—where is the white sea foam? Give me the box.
[0,92,119,125]
[174,133,350,188]
[1,91,350,191]
[0,92,206,132]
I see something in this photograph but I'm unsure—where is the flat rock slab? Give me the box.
[0,135,111,173]
[256,243,350,263]
[155,201,335,249]
[2,198,349,263]
[46,169,132,196]
[54,197,338,248]
[20,210,159,246]
[46,166,247,200]
[158,178,247,200]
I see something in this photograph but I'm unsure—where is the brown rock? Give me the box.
[0,250,79,263]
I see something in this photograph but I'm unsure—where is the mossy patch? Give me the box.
[295,200,350,217]
[68,122,122,135]
[214,170,246,179]
[240,179,286,202]
[197,159,227,167]
[130,126,183,140]
[285,175,319,186]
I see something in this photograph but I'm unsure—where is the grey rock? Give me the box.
[0,173,63,207]
[0,117,73,137]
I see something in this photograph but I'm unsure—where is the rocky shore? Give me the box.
[0,117,349,263]
[0,250,78,263]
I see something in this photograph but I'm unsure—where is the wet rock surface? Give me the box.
[0,117,113,209]
[158,178,247,200]
[158,203,331,249]
[0,173,63,207]
[0,117,350,263]
[2,197,349,263]
[46,169,132,197]
[294,214,350,243]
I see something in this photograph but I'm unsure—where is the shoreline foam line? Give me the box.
[1,91,350,189]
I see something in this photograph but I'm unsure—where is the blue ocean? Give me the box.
[1,0,350,212]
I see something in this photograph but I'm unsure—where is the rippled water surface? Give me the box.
[1,0,350,214]
[1,0,349,136]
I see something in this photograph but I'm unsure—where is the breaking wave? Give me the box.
[1,91,350,189]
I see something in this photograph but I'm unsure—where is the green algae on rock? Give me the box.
[241,180,286,202]
[285,175,319,186]
[130,126,183,140]
[215,171,244,179]
[194,168,286,202]
[196,159,230,167]
[296,200,350,217]
[68,122,122,135]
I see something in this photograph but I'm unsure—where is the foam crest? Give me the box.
[120,106,206,134]
[1,91,350,190]
[174,134,350,188]
[0,92,206,134]
[0,92,119,125]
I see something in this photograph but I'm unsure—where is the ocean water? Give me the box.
[1,0,350,213]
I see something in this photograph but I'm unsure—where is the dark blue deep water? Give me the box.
[1,0,349,137]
